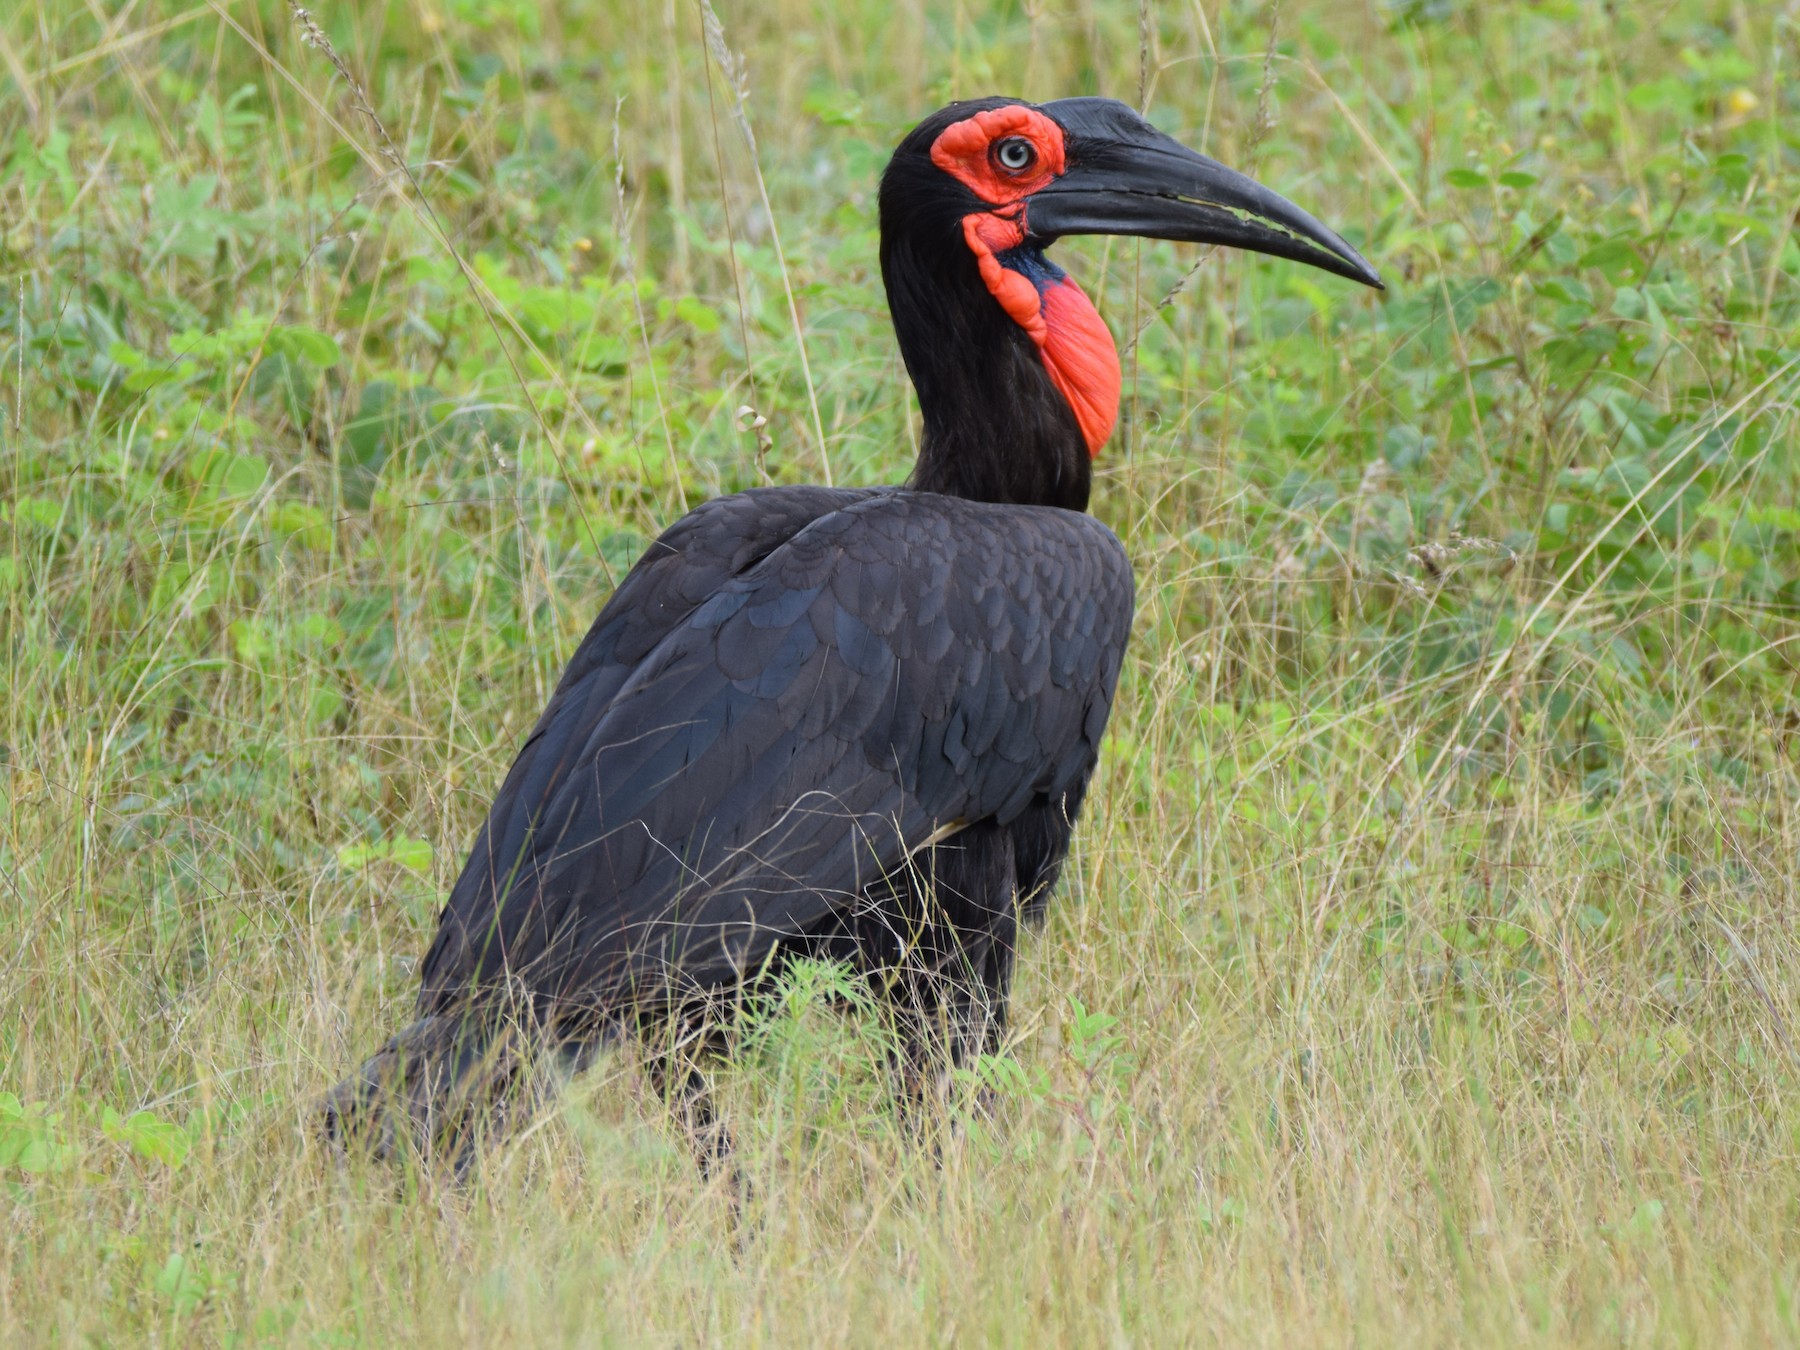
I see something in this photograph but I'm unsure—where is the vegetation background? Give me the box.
[3,0,1798,1341]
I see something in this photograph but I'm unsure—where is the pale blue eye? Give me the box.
[996,138,1035,172]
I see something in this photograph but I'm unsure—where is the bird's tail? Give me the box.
[320,1012,544,1177]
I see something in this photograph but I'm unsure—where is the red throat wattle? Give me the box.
[954,216,1121,457]
[930,107,1123,458]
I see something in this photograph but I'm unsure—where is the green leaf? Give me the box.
[123,360,197,393]
[228,618,276,666]
[1625,77,1686,112]
[151,560,222,618]
[1498,170,1538,188]
[150,1252,209,1316]
[307,684,345,727]
[1741,505,1800,531]
[186,448,269,497]
[337,836,433,874]
[296,611,346,645]
[269,325,341,367]
[102,1107,193,1167]
[0,1102,75,1173]
[1445,168,1489,189]
[1577,239,1641,280]
[269,500,332,551]
[11,496,63,532]
[1711,210,1771,239]
[674,295,722,334]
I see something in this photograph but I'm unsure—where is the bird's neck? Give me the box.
[882,232,1100,512]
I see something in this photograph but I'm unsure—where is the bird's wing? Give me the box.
[432,484,879,969]
[417,492,1134,1020]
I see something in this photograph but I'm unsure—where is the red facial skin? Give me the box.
[929,107,1122,458]
[930,105,1067,203]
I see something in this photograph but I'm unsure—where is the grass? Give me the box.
[3,0,1799,1341]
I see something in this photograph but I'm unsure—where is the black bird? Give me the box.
[324,96,1381,1172]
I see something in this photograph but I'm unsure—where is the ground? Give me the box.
[3,0,1799,1342]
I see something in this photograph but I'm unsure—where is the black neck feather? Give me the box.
[879,221,1092,513]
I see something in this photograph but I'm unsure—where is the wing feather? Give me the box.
[418,491,1134,1023]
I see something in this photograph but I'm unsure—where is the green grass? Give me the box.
[4,0,1799,1341]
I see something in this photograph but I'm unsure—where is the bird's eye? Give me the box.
[994,137,1036,173]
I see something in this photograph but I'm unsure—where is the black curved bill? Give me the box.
[1030,97,1383,290]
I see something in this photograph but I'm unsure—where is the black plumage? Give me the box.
[417,490,1130,1015]
[322,95,1379,1173]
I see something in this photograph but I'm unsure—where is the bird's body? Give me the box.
[419,485,1131,1031]
[324,96,1379,1172]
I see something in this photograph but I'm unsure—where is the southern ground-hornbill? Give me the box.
[324,96,1381,1173]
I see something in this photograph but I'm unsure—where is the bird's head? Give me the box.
[880,96,1382,490]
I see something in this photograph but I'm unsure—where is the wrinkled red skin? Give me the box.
[930,108,1121,458]
[929,105,1067,203]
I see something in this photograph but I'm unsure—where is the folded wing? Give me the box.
[417,491,1133,1022]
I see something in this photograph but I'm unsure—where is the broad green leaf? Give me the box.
[296,611,346,645]
[1577,239,1641,279]
[228,618,276,665]
[11,496,63,531]
[150,1253,209,1316]
[187,448,269,497]
[308,684,345,727]
[270,325,341,367]
[0,1103,75,1173]
[675,296,722,334]
[337,836,433,874]
[102,1107,193,1167]
[269,501,332,551]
